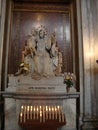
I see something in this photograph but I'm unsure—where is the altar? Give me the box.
[1,75,80,130]
[18,104,66,130]
[1,3,80,129]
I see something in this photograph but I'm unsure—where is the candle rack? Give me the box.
[18,105,66,130]
[1,91,80,130]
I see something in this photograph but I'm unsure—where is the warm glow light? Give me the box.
[31,106,32,111]
[57,106,60,109]
[19,105,65,123]
[86,51,94,57]
[20,113,22,117]
[49,107,51,111]
[20,113,23,123]
[21,106,23,109]
[27,106,29,111]
[52,107,54,111]
[40,111,42,116]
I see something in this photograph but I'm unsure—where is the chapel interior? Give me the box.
[0,0,98,130]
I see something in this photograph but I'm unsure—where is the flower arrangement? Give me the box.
[15,62,29,76]
[63,72,76,92]
[19,62,29,71]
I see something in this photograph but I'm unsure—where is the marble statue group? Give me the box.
[15,25,62,79]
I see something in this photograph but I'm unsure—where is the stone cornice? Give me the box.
[0,91,80,100]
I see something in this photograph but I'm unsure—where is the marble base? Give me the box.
[8,75,76,93]
[81,117,98,130]
[4,75,76,130]
[4,97,76,130]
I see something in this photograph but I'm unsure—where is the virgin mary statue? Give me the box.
[15,25,62,79]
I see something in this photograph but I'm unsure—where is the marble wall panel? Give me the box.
[81,0,98,118]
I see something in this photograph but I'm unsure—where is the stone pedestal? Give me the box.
[3,75,78,130]
[81,117,98,130]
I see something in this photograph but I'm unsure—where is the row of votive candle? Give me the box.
[19,105,65,123]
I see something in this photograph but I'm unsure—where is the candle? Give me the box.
[20,112,22,123]
[40,111,42,122]
[43,106,45,122]
[57,105,60,113]
[33,106,35,120]
[52,106,54,120]
[30,106,33,120]
[58,106,61,122]
[46,106,48,120]
[55,106,57,119]
[23,106,26,123]
[21,105,24,113]
[40,106,42,111]
[27,106,29,120]
[49,106,51,119]
[61,113,65,122]
[57,106,60,122]
[59,113,61,122]
[37,106,39,119]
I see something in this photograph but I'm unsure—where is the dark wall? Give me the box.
[8,2,74,74]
